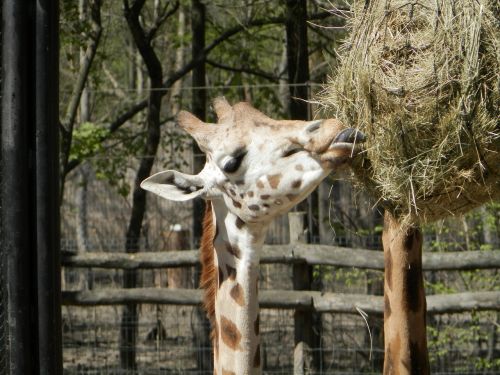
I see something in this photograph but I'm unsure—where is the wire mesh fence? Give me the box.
[59,158,499,374]
[60,262,500,375]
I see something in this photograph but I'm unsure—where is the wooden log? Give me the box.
[61,289,500,314]
[312,292,383,315]
[61,248,500,271]
[62,288,202,306]
[426,291,500,314]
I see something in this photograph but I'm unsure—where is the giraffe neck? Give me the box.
[382,211,429,375]
[208,200,265,375]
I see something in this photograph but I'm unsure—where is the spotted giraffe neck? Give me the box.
[201,201,265,375]
[382,212,429,375]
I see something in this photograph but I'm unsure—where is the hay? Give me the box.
[321,0,500,224]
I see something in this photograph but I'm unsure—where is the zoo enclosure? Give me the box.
[61,212,500,374]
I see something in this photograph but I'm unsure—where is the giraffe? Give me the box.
[382,212,430,374]
[141,97,364,375]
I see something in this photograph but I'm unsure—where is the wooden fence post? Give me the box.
[289,212,318,374]
[163,225,191,289]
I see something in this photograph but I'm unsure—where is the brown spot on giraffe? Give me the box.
[248,204,260,211]
[403,228,418,251]
[232,199,242,209]
[409,341,430,375]
[228,188,236,196]
[295,164,304,171]
[404,263,423,312]
[291,179,302,189]
[260,194,270,200]
[384,294,392,320]
[235,216,245,229]
[230,283,245,306]
[256,180,265,189]
[247,191,254,197]
[225,242,241,259]
[253,344,261,368]
[220,315,242,350]
[385,251,393,291]
[286,194,298,201]
[267,174,282,189]
[226,265,237,281]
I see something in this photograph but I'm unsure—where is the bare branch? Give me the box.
[206,59,279,82]
[147,0,180,41]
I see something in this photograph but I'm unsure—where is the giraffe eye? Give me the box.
[283,146,302,158]
[223,153,246,173]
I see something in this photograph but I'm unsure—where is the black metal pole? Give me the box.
[35,0,62,373]
[1,1,37,374]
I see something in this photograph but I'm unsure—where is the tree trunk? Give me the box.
[285,0,309,121]
[76,0,92,291]
[191,1,212,372]
[119,0,167,370]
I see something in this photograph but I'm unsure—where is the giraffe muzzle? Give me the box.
[320,128,366,169]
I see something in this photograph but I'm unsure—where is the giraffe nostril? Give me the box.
[305,120,322,133]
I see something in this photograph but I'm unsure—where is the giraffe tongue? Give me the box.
[321,128,366,168]
[333,128,366,144]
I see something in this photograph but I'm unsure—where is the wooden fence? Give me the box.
[61,244,500,315]
[60,212,500,373]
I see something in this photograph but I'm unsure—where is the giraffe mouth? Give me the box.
[320,128,366,168]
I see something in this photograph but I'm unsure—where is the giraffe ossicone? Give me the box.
[142,97,364,375]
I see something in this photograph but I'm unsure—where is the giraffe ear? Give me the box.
[141,170,207,201]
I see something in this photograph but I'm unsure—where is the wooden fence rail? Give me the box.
[61,289,500,315]
[61,247,500,271]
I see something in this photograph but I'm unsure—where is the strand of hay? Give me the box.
[321,0,500,224]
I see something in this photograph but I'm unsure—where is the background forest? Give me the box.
[59,0,499,374]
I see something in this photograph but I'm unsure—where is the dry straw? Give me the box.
[321,0,500,224]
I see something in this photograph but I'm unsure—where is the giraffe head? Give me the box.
[142,97,364,225]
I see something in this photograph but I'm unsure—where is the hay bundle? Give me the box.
[322,0,500,224]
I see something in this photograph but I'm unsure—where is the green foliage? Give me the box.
[70,122,109,161]
[428,312,500,372]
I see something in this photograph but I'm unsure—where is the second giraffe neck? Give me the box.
[211,200,266,375]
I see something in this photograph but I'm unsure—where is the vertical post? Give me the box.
[289,212,319,374]
[1,2,36,374]
[382,212,429,375]
[35,0,62,374]
[1,1,62,374]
